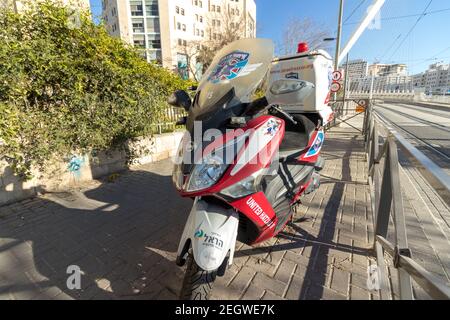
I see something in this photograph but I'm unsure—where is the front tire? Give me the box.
[179,253,217,300]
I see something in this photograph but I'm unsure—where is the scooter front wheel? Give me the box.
[179,253,218,300]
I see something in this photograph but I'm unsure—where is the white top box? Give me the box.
[268,49,334,113]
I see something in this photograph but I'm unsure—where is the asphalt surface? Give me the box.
[374,102,450,174]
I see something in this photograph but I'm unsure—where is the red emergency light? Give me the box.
[297,42,309,53]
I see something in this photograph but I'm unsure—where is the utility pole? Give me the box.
[343,54,350,113]
[369,73,375,100]
[333,0,344,102]
[334,0,344,71]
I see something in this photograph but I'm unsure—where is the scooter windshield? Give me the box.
[196,38,274,113]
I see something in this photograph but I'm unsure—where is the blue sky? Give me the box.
[89,0,450,74]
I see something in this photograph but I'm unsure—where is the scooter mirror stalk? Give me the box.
[167,90,192,111]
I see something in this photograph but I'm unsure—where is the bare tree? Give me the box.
[279,17,332,56]
[197,6,251,72]
[175,40,205,82]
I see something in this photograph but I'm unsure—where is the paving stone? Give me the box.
[285,275,308,300]
[226,266,255,300]
[262,290,286,300]
[274,259,296,284]
[350,285,370,300]
[241,283,264,300]
[305,284,347,300]
[252,272,287,296]
[330,268,350,295]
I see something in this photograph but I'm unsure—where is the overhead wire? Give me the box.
[387,0,434,61]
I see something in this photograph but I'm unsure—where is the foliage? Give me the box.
[0,1,192,178]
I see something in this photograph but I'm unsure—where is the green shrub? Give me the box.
[0,1,193,178]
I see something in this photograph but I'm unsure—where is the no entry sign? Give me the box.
[332,70,342,82]
[330,82,341,93]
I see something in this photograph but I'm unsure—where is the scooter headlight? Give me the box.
[220,169,265,199]
[186,154,228,192]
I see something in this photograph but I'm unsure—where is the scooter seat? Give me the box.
[274,113,316,161]
[278,131,309,159]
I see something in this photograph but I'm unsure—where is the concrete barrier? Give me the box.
[347,92,450,105]
[0,131,184,206]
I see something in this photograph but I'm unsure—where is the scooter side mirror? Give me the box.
[168,90,192,111]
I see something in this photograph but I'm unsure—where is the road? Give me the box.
[374,102,450,174]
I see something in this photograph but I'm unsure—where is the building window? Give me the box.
[111,7,116,16]
[132,19,145,33]
[199,16,203,23]
[147,18,160,33]
[177,22,181,30]
[181,8,185,15]
[146,3,158,16]
[133,35,145,48]
[112,23,117,32]
[130,1,143,16]
[182,24,186,31]
[217,6,221,13]
[176,6,179,14]
[211,4,215,11]
[201,30,204,37]
[148,35,161,49]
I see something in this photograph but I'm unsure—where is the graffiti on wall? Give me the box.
[67,155,85,178]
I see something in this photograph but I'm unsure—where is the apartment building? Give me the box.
[101,0,257,78]
[412,62,450,95]
[368,63,408,77]
[1,0,90,12]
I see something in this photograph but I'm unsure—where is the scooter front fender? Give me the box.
[176,198,239,272]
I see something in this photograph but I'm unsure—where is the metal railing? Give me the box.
[150,105,187,134]
[363,101,450,300]
[325,99,366,131]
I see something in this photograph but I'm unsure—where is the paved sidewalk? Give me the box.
[0,113,377,300]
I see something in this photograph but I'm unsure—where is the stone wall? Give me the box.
[0,131,184,206]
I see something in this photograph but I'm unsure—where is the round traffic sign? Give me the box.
[330,82,341,93]
[358,99,367,107]
[332,70,342,82]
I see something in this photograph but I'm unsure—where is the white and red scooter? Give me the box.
[168,38,334,300]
